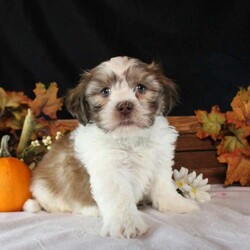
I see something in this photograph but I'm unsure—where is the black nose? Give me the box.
[116,101,134,115]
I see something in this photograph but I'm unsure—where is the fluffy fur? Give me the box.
[24,56,199,238]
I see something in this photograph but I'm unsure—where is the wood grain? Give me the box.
[176,133,217,152]
[168,116,200,133]
[175,151,221,169]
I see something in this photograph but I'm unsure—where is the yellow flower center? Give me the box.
[177,180,183,188]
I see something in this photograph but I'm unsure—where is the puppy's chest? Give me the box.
[116,139,155,169]
[115,140,156,194]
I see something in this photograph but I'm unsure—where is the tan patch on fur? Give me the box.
[31,135,96,212]
[66,72,91,125]
[65,57,178,132]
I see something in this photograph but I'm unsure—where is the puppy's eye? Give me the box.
[100,87,111,97]
[135,84,147,94]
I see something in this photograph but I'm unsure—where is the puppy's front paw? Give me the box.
[101,215,149,238]
[154,196,200,214]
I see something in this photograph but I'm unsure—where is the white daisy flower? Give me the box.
[173,167,211,203]
[186,174,211,203]
[173,167,192,193]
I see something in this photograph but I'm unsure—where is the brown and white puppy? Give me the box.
[24,56,199,238]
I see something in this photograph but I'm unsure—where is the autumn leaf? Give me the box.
[195,86,250,187]
[226,86,250,128]
[31,119,75,139]
[46,120,76,137]
[0,87,30,110]
[4,109,28,130]
[217,125,250,154]
[30,82,63,119]
[195,105,226,140]
[218,150,250,186]
[0,88,31,131]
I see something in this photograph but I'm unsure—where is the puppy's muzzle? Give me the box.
[116,101,134,115]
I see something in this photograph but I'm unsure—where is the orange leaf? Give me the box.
[0,87,30,110]
[46,120,76,137]
[30,82,63,119]
[218,150,250,186]
[226,86,250,128]
[32,119,76,139]
[195,105,226,140]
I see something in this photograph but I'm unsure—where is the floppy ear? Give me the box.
[65,72,91,125]
[148,62,179,116]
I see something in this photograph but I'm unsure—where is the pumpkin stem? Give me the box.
[16,108,34,157]
[0,135,11,157]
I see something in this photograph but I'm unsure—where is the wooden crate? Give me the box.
[168,116,226,184]
[60,116,226,184]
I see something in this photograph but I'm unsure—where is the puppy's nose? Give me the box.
[116,101,134,115]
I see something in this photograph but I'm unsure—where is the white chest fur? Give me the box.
[73,116,178,203]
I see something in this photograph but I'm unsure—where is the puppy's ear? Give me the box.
[148,62,179,116]
[66,72,91,125]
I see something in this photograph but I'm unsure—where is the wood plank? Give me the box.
[174,151,221,169]
[176,133,217,152]
[168,116,200,133]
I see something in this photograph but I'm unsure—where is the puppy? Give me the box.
[24,56,199,238]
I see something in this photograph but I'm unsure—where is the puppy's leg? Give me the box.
[89,168,148,238]
[74,205,100,217]
[149,166,200,214]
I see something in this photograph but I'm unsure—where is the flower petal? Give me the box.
[199,184,211,191]
[180,167,189,178]
[173,169,180,180]
[196,191,211,203]
[199,178,209,187]
[187,171,196,184]
[181,183,192,192]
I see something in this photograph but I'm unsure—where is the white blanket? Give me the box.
[1,185,250,250]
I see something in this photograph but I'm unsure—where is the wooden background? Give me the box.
[168,116,226,184]
[61,116,226,184]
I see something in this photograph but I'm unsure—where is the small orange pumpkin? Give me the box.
[0,135,32,212]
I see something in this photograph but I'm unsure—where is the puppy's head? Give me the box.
[66,56,178,136]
